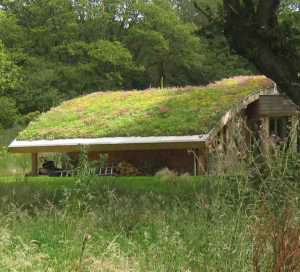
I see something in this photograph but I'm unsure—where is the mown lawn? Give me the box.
[0,176,255,272]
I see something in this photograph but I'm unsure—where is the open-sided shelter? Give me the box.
[8,76,299,176]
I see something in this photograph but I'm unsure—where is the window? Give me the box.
[269,117,290,139]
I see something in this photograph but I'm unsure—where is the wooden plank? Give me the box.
[258,95,299,116]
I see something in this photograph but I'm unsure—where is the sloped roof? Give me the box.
[18,76,272,141]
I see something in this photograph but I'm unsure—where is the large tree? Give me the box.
[0,0,254,116]
[222,0,300,105]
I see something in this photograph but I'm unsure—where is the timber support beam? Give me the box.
[197,146,209,176]
[31,153,38,176]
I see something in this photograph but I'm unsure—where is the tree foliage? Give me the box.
[0,41,19,95]
[0,41,20,129]
[0,96,18,129]
[0,0,254,129]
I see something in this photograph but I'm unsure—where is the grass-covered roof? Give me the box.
[18,76,272,140]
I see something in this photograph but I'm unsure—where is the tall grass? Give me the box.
[0,146,31,176]
[0,127,31,176]
[0,171,298,271]
[1,119,300,271]
[205,117,300,271]
[0,176,254,271]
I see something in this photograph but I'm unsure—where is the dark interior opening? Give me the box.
[269,116,290,139]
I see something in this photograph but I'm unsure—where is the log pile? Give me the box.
[116,161,140,176]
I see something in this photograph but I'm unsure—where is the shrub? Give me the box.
[155,167,178,183]
[0,96,18,129]
[18,111,40,126]
[178,172,191,182]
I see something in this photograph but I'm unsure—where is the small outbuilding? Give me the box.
[8,76,299,176]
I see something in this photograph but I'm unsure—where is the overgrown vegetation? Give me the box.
[0,176,256,271]
[0,146,30,176]
[0,172,299,271]
[18,76,271,140]
[1,132,300,271]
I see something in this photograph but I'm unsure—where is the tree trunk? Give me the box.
[223,0,300,105]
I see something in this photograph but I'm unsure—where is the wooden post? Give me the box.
[290,114,298,152]
[260,116,270,155]
[31,153,38,176]
[197,146,208,176]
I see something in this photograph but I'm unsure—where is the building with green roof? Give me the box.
[9,76,299,176]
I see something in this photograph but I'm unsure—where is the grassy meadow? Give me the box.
[0,176,252,271]
[0,173,299,272]
[1,126,300,271]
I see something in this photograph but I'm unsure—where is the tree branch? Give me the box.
[223,0,241,17]
[193,2,215,22]
[222,0,300,105]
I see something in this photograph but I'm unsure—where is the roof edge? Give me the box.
[8,135,209,154]
[206,88,275,143]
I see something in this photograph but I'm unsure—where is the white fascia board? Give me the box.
[9,135,208,149]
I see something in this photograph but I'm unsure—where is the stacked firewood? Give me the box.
[116,161,140,176]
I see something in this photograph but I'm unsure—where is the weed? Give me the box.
[155,167,178,183]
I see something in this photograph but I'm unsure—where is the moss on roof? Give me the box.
[18,76,272,140]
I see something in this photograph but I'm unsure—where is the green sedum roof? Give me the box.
[18,76,272,140]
